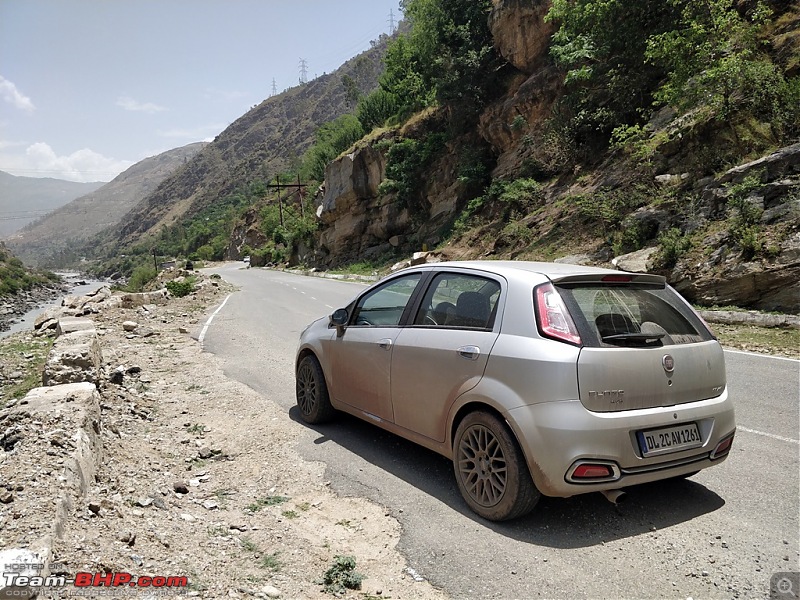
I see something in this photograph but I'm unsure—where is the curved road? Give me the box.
[202,263,799,599]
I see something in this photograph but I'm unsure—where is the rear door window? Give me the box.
[558,285,713,347]
[412,273,501,330]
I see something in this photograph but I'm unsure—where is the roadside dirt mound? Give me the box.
[0,274,447,599]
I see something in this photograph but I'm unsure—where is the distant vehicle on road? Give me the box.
[295,261,736,521]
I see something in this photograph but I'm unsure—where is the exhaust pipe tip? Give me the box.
[600,489,627,505]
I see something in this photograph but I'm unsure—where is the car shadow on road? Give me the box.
[289,407,726,549]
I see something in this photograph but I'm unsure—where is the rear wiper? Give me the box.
[602,332,665,346]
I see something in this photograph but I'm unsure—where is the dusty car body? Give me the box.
[295,261,736,520]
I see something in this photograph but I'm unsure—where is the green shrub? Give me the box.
[500,220,533,245]
[497,178,544,213]
[127,265,157,292]
[726,172,765,259]
[322,555,363,595]
[379,134,447,212]
[573,188,641,238]
[655,227,692,268]
[165,279,195,298]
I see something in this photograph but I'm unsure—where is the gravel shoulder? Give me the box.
[0,275,447,599]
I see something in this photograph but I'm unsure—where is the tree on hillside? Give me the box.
[377,0,500,127]
[547,0,798,151]
[546,0,680,148]
[300,114,365,182]
[646,0,798,137]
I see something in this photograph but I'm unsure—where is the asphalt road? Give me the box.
[202,263,799,600]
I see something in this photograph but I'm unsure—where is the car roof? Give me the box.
[421,260,635,279]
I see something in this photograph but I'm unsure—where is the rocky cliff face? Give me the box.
[313,1,799,313]
[316,143,403,264]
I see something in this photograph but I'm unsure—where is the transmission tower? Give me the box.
[271,78,277,96]
[388,9,396,34]
[298,59,308,84]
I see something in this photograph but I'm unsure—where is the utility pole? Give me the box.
[388,9,396,34]
[297,174,304,219]
[271,78,277,96]
[298,59,308,84]
[276,175,284,227]
[152,248,158,272]
[266,176,309,225]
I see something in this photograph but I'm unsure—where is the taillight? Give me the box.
[535,283,581,345]
[572,464,613,479]
[710,433,734,459]
[566,460,621,482]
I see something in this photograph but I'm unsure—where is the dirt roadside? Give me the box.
[0,274,448,600]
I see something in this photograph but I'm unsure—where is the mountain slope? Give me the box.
[104,39,388,251]
[7,142,207,266]
[0,172,103,238]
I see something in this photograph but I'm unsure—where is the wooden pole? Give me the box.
[297,173,304,219]
[276,175,284,227]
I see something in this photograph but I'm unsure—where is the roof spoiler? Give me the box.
[551,273,666,287]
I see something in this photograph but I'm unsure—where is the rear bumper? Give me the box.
[505,390,736,497]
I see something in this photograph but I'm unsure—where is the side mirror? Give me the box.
[329,308,349,336]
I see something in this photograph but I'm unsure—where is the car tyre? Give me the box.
[296,355,335,424]
[453,411,540,521]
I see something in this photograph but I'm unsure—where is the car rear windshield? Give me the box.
[557,284,714,347]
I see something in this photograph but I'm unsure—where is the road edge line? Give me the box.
[199,293,232,344]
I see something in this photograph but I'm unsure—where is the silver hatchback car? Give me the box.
[295,261,736,521]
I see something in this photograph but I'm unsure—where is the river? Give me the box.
[0,273,107,340]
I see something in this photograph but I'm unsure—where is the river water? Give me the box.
[0,273,107,340]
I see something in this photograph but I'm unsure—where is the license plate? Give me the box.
[637,423,702,457]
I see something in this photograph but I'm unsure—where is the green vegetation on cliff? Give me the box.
[0,245,60,297]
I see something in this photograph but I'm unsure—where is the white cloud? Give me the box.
[0,142,134,182]
[0,76,35,113]
[116,96,167,113]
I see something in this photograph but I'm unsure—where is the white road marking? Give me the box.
[738,426,799,445]
[325,305,334,309]
[310,296,317,300]
[724,349,799,363]
[198,294,232,344]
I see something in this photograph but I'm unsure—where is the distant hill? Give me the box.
[99,37,388,251]
[7,142,207,266]
[0,171,103,238]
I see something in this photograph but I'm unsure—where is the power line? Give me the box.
[388,9,396,34]
[271,78,277,96]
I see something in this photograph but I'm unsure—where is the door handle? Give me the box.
[377,338,393,350]
[457,345,481,360]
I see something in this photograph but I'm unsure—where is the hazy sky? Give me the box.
[0,0,401,183]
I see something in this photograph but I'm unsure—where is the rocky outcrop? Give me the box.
[228,207,270,261]
[669,145,800,313]
[317,145,412,264]
[489,0,554,75]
